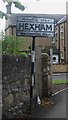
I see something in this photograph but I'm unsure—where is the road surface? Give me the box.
[30,89,67,118]
[53,73,68,80]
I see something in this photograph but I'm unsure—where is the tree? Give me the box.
[2,0,25,12]
[0,11,9,19]
[0,0,25,19]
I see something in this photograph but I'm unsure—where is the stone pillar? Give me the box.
[34,47,42,97]
[41,53,48,97]
[34,47,52,98]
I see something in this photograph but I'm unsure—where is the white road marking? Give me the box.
[52,87,68,96]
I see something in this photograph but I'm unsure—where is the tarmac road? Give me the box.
[30,89,67,118]
[53,73,68,80]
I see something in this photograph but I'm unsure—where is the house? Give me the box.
[55,15,68,63]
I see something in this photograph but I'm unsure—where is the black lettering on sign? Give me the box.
[30,23,34,30]
[41,24,45,31]
[25,23,29,30]
[35,24,40,30]
[46,25,52,31]
[18,22,53,32]
[18,23,29,30]
[18,22,25,30]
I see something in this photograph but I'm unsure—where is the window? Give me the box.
[55,27,58,34]
[61,32,64,46]
[60,26,64,32]
[61,32,64,39]
[60,51,64,58]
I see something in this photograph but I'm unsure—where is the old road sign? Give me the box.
[16,14,55,37]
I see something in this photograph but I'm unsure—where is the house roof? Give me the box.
[57,15,66,24]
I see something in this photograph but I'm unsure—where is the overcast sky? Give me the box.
[0,0,67,14]
[11,0,67,14]
[0,0,67,32]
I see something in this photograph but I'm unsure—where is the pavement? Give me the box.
[29,89,67,119]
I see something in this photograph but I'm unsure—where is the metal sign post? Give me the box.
[29,36,35,113]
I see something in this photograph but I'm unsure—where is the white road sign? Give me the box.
[16,15,55,37]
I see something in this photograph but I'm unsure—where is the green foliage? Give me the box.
[52,79,68,84]
[2,35,30,56]
[14,2,25,11]
[0,11,9,19]
[2,35,18,54]
[2,35,20,55]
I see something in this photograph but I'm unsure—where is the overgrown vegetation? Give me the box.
[1,35,30,56]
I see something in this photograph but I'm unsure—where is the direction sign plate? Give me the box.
[16,15,55,37]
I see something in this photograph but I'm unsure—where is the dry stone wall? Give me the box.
[2,55,31,119]
[2,53,53,119]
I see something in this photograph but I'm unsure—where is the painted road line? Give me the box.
[52,87,68,96]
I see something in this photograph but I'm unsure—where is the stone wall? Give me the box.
[2,53,53,119]
[35,47,52,98]
[53,64,68,73]
[41,53,52,97]
[2,55,31,119]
